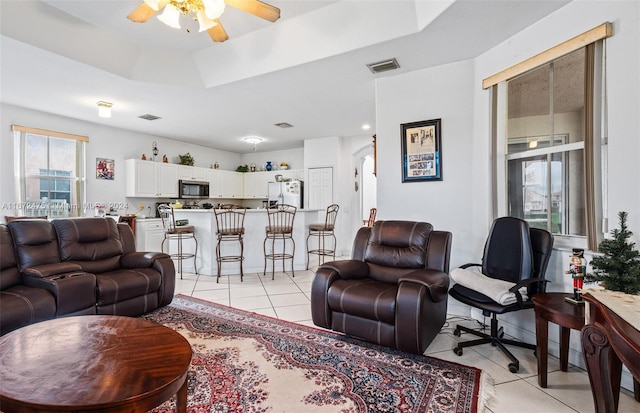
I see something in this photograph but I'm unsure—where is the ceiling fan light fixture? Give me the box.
[196,10,217,32]
[202,0,225,20]
[158,4,181,29]
[143,0,163,11]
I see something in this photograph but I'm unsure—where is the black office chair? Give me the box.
[449,216,553,373]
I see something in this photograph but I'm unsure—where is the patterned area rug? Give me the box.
[142,295,492,412]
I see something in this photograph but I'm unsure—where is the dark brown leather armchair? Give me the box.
[311,220,452,355]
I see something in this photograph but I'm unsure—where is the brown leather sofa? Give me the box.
[0,217,175,335]
[311,220,452,355]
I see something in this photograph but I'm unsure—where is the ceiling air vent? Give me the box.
[366,58,400,74]
[138,114,161,121]
[274,122,293,128]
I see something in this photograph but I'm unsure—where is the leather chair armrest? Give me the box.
[120,251,171,268]
[23,263,83,278]
[399,269,450,303]
[120,252,175,307]
[153,255,176,308]
[317,259,369,279]
[23,271,96,316]
[311,267,341,328]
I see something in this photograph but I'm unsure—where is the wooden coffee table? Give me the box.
[0,315,192,412]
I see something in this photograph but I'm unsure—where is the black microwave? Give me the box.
[179,180,210,199]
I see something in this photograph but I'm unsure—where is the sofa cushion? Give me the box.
[327,278,397,324]
[53,218,123,273]
[95,268,162,306]
[0,286,56,335]
[7,220,61,271]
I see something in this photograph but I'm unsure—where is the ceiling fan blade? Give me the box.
[225,0,281,22]
[127,0,170,23]
[207,20,229,42]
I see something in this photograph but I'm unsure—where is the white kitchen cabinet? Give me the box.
[243,171,271,198]
[243,169,304,198]
[207,169,222,198]
[135,219,165,252]
[208,170,243,198]
[178,165,208,181]
[280,169,304,181]
[125,159,179,198]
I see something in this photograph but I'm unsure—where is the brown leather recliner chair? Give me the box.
[311,220,452,355]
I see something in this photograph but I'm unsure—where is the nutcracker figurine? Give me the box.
[565,248,586,304]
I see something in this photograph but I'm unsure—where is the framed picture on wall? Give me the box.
[401,118,442,182]
[96,158,114,180]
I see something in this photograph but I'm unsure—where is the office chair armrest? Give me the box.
[399,269,450,303]
[508,277,551,305]
[317,259,369,279]
[509,277,550,292]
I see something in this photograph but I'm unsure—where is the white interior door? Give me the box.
[307,167,333,209]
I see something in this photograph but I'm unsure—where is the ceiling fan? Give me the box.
[127,0,280,43]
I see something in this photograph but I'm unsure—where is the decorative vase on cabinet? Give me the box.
[266,161,272,171]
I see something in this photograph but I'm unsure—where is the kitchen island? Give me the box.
[172,209,323,277]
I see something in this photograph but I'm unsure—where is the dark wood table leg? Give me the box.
[559,325,570,372]
[634,378,640,402]
[536,311,549,388]
[176,377,188,413]
[582,324,623,413]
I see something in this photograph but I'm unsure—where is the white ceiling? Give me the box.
[0,0,571,153]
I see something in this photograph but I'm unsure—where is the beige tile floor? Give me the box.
[174,265,639,413]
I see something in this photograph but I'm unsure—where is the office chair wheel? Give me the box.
[508,362,519,373]
[453,328,461,337]
[453,347,463,356]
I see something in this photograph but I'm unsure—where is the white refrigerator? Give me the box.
[268,180,303,208]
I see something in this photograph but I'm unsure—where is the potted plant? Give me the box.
[178,153,194,166]
[585,211,640,294]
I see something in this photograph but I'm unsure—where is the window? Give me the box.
[506,49,588,237]
[486,23,611,250]
[13,125,87,218]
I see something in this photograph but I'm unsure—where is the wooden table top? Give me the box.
[532,292,586,330]
[0,315,192,412]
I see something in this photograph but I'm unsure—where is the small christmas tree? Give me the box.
[585,211,640,294]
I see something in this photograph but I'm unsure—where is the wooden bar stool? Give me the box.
[214,204,246,283]
[306,204,339,269]
[158,204,198,279]
[264,204,297,280]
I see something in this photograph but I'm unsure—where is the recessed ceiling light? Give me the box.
[362,124,371,130]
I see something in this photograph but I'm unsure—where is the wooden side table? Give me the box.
[532,292,585,388]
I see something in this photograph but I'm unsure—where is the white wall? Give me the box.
[376,59,476,267]
[375,0,640,388]
[241,148,304,171]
